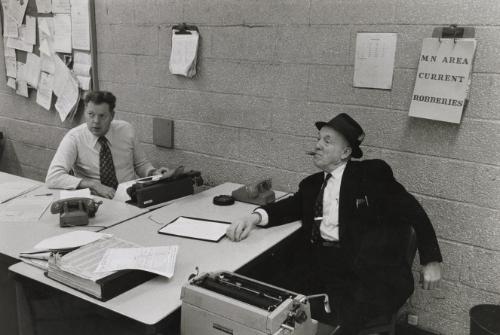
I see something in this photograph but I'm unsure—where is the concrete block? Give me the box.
[209,26,277,62]
[98,0,135,25]
[182,0,212,24]
[468,73,500,120]
[20,164,47,182]
[382,151,475,203]
[461,247,500,294]
[10,141,53,169]
[418,196,500,250]
[209,0,309,25]
[394,0,469,25]
[0,118,65,149]
[311,0,397,24]
[136,56,162,86]
[95,24,114,54]
[98,54,137,83]
[105,25,158,56]
[390,69,416,111]
[414,310,469,335]
[437,240,471,282]
[134,0,183,25]
[159,89,272,130]
[114,111,154,144]
[308,65,392,108]
[273,64,309,100]
[158,25,173,57]
[100,82,161,116]
[269,133,318,174]
[173,121,240,159]
[276,26,350,65]
[472,165,500,209]
[471,27,500,73]
[450,119,500,165]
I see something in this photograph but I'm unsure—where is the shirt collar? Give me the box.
[324,162,347,180]
[87,123,114,148]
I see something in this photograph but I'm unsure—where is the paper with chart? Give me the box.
[95,246,178,278]
[353,33,397,89]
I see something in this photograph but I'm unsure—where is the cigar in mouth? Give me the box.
[305,151,316,156]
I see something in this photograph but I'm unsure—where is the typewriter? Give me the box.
[181,271,320,335]
[126,167,203,208]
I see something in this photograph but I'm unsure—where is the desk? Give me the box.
[9,183,300,331]
[0,184,148,260]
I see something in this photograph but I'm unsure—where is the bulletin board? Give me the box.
[0,0,98,123]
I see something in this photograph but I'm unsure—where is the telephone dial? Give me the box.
[231,179,276,206]
[50,197,103,227]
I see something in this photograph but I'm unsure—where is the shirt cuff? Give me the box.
[254,208,269,226]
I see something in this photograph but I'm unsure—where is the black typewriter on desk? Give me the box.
[126,167,203,208]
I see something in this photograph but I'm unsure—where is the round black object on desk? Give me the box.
[213,195,235,206]
[470,304,500,335]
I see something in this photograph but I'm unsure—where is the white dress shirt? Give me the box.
[46,120,155,189]
[255,163,346,241]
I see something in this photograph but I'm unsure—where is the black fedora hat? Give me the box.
[315,113,365,158]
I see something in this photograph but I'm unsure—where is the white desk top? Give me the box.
[0,182,148,259]
[10,183,300,325]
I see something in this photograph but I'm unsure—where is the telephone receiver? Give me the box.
[50,197,103,227]
[231,179,276,206]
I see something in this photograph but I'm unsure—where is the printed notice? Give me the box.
[53,14,72,53]
[409,38,477,124]
[353,33,397,89]
[36,72,54,110]
[70,0,90,50]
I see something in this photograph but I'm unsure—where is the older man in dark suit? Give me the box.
[227,113,442,335]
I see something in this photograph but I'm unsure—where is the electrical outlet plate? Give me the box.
[153,118,173,148]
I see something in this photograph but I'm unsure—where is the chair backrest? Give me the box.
[405,225,418,267]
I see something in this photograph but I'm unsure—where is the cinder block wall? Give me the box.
[0,1,499,334]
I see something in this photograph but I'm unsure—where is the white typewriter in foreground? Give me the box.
[181,271,324,335]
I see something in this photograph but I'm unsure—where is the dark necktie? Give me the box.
[311,173,332,244]
[98,136,118,189]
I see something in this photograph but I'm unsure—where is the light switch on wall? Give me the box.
[153,118,173,148]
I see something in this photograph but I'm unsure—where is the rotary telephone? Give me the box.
[231,179,276,206]
[50,197,102,227]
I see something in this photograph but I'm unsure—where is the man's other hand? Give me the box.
[421,261,442,289]
[79,179,116,199]
[226,214,260,242]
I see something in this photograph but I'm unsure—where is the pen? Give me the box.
[34,193,53,196]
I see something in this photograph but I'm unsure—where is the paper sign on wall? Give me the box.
[409,38,477,124]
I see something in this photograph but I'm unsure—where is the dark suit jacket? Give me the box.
[262,159,442,311]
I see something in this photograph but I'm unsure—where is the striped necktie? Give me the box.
[311,173,331,244]
[98,136,118,189]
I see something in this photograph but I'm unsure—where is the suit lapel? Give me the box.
[338,161,359,240]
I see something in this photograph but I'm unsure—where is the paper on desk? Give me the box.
[70,0,90,50]
[169,30,199,77]
[53,14,72,53]
[95,246,178,278]
[34,230,112,251]
[60,188,91,199]
[0,196,52,222]
[36,72,54,110]
[159,217,228,242]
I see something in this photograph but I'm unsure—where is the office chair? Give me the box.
[358,225,418,335]
[316,225,418,335]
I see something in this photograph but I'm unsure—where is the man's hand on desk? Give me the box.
[79,179,116,199]
[226,213,260,242]
[421,261,442,290]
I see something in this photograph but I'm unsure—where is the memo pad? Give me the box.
[158,216,229,242]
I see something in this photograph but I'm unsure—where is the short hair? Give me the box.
[84,91,116,112]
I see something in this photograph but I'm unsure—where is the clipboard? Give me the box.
[158,216,229,242]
